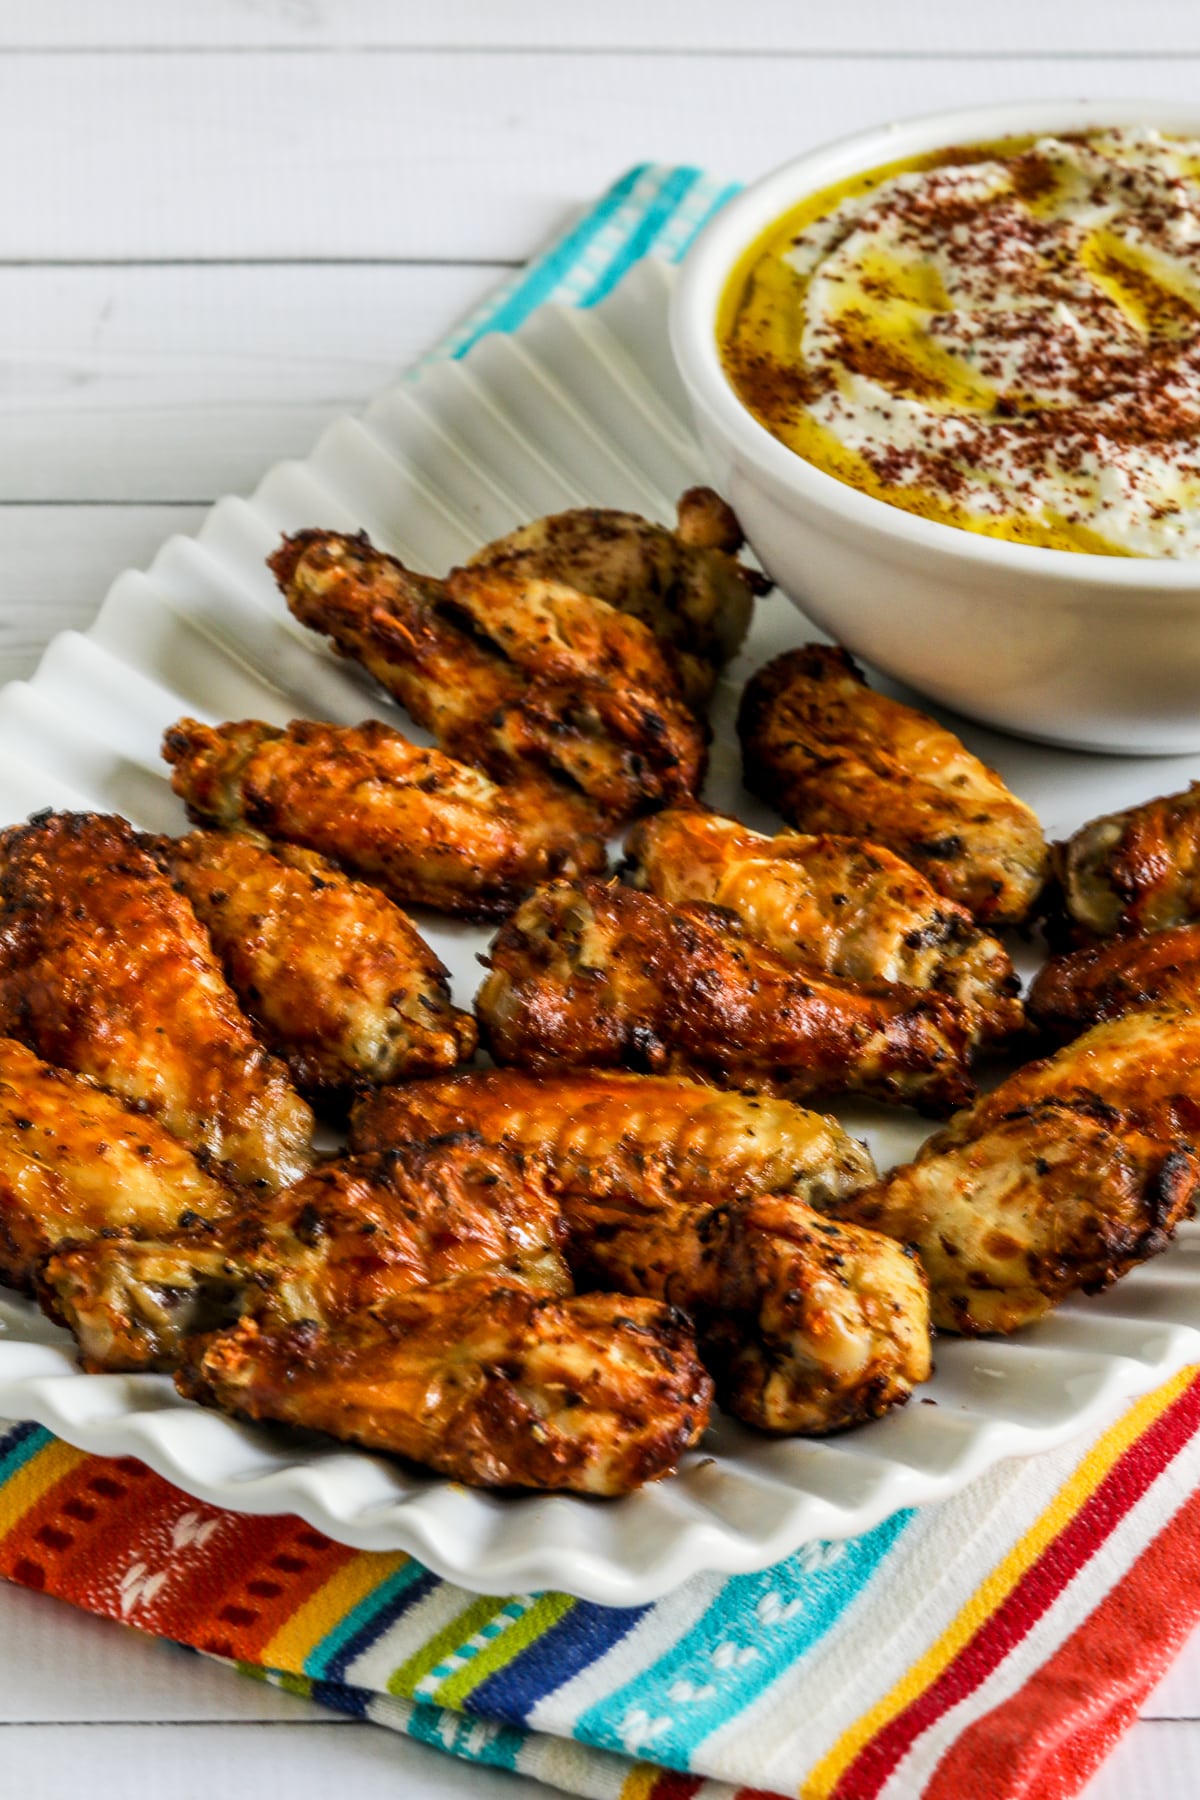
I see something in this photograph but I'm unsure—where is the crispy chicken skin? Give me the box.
[162,716,607,920]
[625,806,1023,1042]
[1029,924,1200,1042]
[0,812,313,1191]
[155,829,477,1094]
[0,1037,232,1293]
[1047,783,1200,942]
[468,487,766,710]
[563,1189,930,1434]
[738,646,1048,924]
[837,1006,1200,1334]
[42,1138,569,1373]
[271,528,706,823]
[475,880,974,1113]
[351,1069,878,1212]
[180,1278,712,1496]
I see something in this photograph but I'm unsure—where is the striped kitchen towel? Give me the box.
[5,166,1200,1800]
[427,162,742,360]
[4,1370,1200,1800]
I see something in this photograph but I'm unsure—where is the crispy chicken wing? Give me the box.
[0,812,313,1191]
[155,829,476,1095]
[42,1137,569,1373]
[352,1071,923,1433]
[563,1188,929,1434]
[1047,783,1200,942]
[272,529,706,823]
[162,717,607,920]
[1029,924,1200,1042]
[738,646,1048,923]
[180,1277,712,1495]
[351,1069,877,1211]
[475,880,974,1113]
[625,806,1023,1042]
[468,487,766,709]
[837,1006,1200,1334]
[0,1036,232,1293]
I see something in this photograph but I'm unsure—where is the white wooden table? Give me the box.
[4,4,1200,1794]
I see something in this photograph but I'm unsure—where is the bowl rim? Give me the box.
[670,96,1200,588]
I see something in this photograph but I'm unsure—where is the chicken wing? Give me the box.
[1029,924,1200,1043]
[625,806,1023,1042]
[836,1005,1200,1334]
[738,645,1048,923]
[562,1188,929,1434]
[1047,783,1200,942]
[42,1137,569,1373]
[468,487,766,709]
[351,1071,922,1433]
[155,829,476,1095]
[350,1068,877,1212]
[475,880,974,1113]
[180,1277,712,1495]
[0,1036,232,1293]
[162,716,607,920]
[0,812,313,1191]
[272,529,706,823]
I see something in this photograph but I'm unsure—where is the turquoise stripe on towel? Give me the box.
[425,163,741,365]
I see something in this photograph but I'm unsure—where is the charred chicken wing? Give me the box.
[162,717,607,920]
[625,806,1023,1042]
[156,829,477,1094]
[352,1070,925,1434]
[272,528,706,823]
[1029,924,1200,1042]
[0,812,313,1190]
[1047,783,1200,942]
[181,1277,712,1496]
[351,1068,877,1212]
[468,487,766,709]
[475,880,974,1113]
[0,1036,232,1293]
[738,645,1048,923]
[563,1187,930,1434]
[837,1006,1200,1334]
[43,1137,569,1373]
[43,1124,713,1492]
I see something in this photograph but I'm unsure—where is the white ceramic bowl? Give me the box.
[671,99,1200,754]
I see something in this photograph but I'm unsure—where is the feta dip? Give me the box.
[719,129,1200,556]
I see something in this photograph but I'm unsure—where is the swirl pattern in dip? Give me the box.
[720,130,1200,556]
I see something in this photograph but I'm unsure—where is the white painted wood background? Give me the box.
[4,2,1200,1794]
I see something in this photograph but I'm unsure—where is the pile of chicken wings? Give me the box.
[3,487,1199,1498]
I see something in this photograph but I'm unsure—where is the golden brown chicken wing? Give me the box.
[162,717,607,920]
[738,646,1048,924]
[351,1068,877,1212]
[352,1070,923,1434]
[1028,924,1200,1042]
[181,1278,712,1495]
[625,806,1023,1042]
[42,1138,568,1373]
[561,1187,929,1434]
[468,487,766,709]
[475,880,974,1113]
[155,829,476,1095]
[1046,783,1200,942]
[0,1036,232,1293]
[837,1005,1200,1334]
[0,812,313,1191]
[271,528,706,823]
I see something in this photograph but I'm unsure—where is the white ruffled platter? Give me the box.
[0,257,1199,1605]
